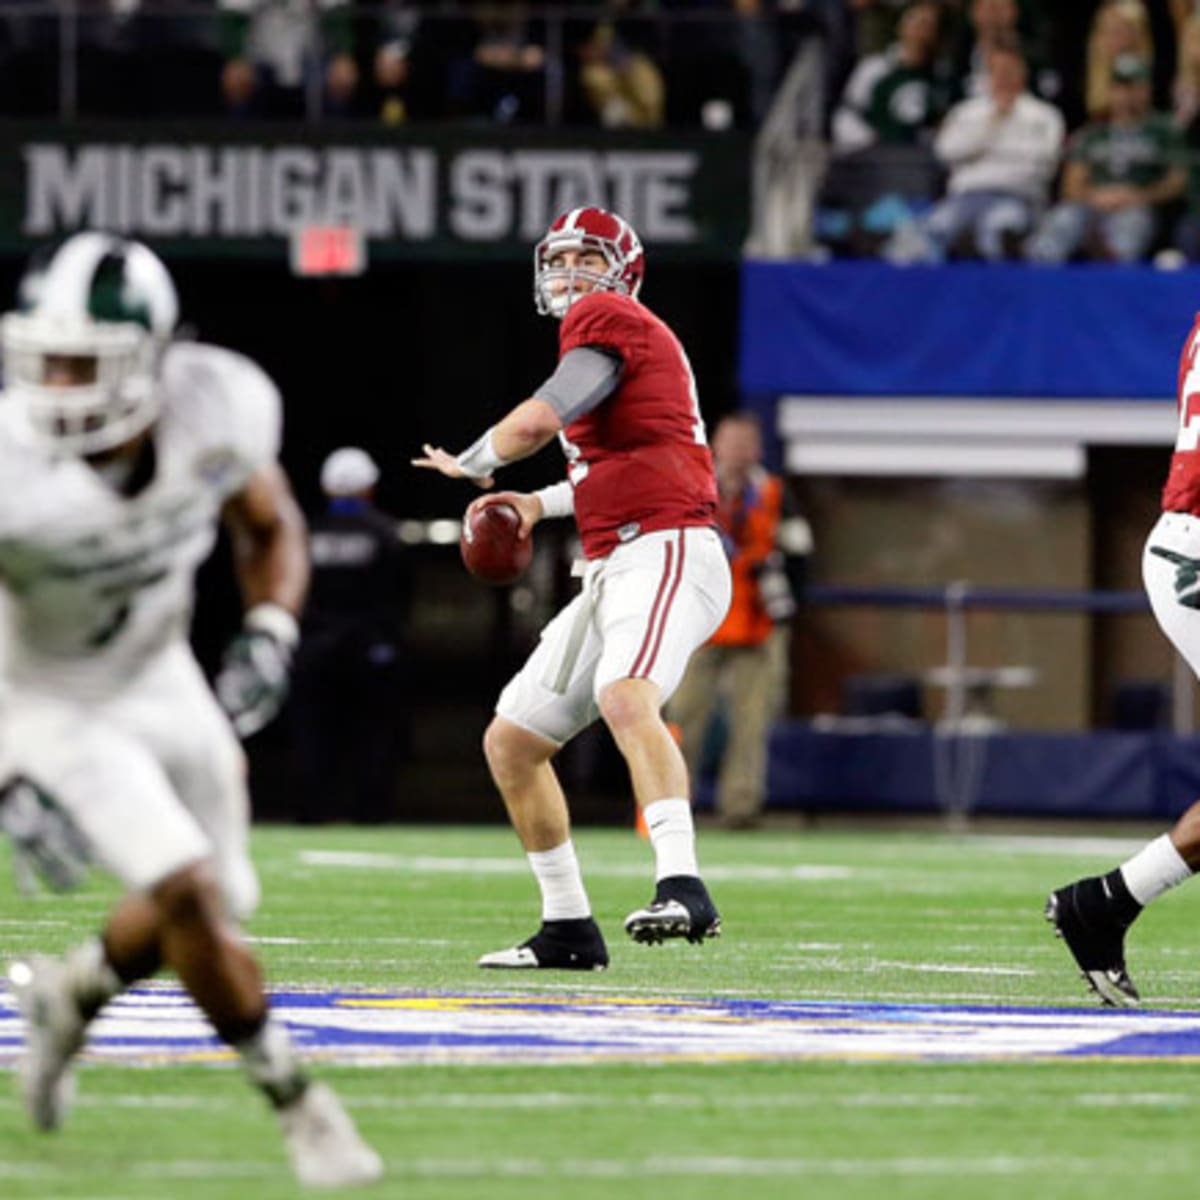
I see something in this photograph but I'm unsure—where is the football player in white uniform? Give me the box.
[0,233,381,1189]
[1045,311,1200,1011]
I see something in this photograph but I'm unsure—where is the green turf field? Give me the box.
[2,822,1199,1199]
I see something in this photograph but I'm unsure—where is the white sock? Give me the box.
[1120,834,1193,907]
[644,798,699,881]
[234,1013,308,1108]
[63,937,123,1017]
[528,841,592,921]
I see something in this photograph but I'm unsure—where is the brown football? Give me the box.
[460,502,533,586]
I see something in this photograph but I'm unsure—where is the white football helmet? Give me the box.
[1,232,179,455]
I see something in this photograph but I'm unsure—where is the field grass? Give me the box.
[2,821,1200,1199]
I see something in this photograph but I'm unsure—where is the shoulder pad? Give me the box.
[560,292,645,353]
[160,342,282,494]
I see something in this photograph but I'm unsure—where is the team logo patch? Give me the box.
[4,989,1200,1065]
[194,448,240,489]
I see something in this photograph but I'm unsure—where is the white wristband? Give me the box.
[533,480,574,520]
[455,427,504,479]
[244,602,300,649]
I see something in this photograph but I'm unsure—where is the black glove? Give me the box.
[216,605,298,738]
[0,777,91,893]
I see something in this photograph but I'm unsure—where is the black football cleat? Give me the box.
[1045,874,1142,1008]
[478,917,609,971]
[624,875,721,945]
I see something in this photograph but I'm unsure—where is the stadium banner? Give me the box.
[1,122,750,261]
[740,260,1199,400]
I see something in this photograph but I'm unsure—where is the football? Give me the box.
[460,502,533,586]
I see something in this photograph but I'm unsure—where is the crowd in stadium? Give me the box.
[820,0,1200,264]
[6,1,1200,263]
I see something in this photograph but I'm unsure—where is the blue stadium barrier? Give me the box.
[695,726,1200,820]
[738,261,1198,400]
[693,583,1194,820]
[806,584,1149,614]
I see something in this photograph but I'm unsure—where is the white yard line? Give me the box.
[396,1154,1172,1179]
[298,849,853,881]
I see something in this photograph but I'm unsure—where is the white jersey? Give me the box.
[0,341,281,698]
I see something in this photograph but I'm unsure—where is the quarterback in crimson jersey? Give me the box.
[415,206,732,971]
[556,288,717,559]
[1045,311,1200,1009]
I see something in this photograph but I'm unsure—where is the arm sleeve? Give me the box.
[831,56,885,154]
[532,346,623,424]
[533,480,574,519]
[934,101,990,166]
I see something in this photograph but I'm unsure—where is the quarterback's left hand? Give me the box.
[411,444,494,489]
[216,604,299,738]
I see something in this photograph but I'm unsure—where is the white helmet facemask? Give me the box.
[535,236,627,319]
[1,233,177,456]
[532,208,645,320]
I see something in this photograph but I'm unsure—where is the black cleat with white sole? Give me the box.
[477,917,609,971]
[624,875,721,945]
[1045,873,1142,1008]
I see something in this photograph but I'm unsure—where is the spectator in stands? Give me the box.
[1174,0,1198,34]
[950,0,1060,103]
[289,448,410,824]
[1085,0,1155,119]
[219,0,360,119]
[819,1,953,255]
[885,39,1064,262]
[0,0,228,118]
[1174,10,1200,127]
[372,39,410,124]
[846,0,913,59]
[831,0,951,155]
[577,3,665,128]
[954,0,1023,98]
[369,0,419,125]
[668,413,810,831]
[1167,14,1200,259]
[445,2,548,123]
[1025,53,1185,263]
[659,0,758,129]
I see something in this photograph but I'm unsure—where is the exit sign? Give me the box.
[289,225,367,277]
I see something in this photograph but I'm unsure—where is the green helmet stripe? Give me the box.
[87,249,153,329]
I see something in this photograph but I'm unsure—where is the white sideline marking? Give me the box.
[873,962,1037,976]
[399,1154,1167,1179]
[298,850,853,882]
[966,835,1147,858]
[1075,1092,1192,1107]
[0,1154,1168,1184]
[129,1161,276,1180]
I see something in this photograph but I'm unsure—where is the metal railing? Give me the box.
[805,581,1178,821]
[0,2,823,126]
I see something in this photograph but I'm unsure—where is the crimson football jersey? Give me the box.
[557,291,718,558]
[1163,312,1200,515]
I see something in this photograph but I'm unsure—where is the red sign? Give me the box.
[290,225,366,277]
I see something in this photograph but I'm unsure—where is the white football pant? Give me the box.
[0,641,258,919]
[498,525,732,745]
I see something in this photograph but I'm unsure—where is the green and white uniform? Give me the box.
[0,342,280,915]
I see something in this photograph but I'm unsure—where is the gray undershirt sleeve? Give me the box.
[533,346,623,424]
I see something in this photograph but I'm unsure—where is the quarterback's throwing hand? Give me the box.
[412,444,494,489]
[216,605,298,738]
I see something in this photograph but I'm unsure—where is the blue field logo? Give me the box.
[4,989,1200,1065]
